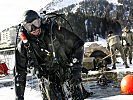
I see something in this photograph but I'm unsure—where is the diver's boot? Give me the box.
[82,84,93,99]
[129,60,132,64]
[15,83,25,100]
[124,62,129,68]
[125,64,129,68]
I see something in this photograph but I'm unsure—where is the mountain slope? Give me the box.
[41,0,83,12]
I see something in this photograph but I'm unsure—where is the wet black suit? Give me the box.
[14,23,85,100]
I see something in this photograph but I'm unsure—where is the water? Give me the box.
[83,81,121,99]
[82,70,133,99]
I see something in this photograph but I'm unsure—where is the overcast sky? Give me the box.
[0,0,52,31]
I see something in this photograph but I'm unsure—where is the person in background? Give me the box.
[106,31,129,69]
[14,10,91,100]
[122,26,133,64]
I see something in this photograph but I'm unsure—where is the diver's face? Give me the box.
[23,19,41,36]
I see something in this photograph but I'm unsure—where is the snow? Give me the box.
[89,95,133,100]
[0,88,133,100]
[105,95,133,100]
[106,0,123,5]
[0,86,42,100]
[71,4,80,13]
[44,0,83,12]
[131,29,133,32]
[84,37,107,48]
[107,0,118,4]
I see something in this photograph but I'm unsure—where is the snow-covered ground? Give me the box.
[0,83,133,100]
[0,86,42,100]
[84,37,107,47]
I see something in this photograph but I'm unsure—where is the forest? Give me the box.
[51,0,133,41]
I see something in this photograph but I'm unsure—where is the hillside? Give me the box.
[40,0,133,41]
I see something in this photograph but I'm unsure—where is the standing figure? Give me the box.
[106,31,129,69]
[122,26,133,64]
[14,10,90,100]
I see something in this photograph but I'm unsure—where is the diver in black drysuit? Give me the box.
[14,10,91,100]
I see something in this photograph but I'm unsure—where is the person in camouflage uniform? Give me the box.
[122,26,133,64]
[106,31,129,69]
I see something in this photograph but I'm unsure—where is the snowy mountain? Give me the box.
[41,0,122,13]
[40,0,83,13]
[40,0,132,40]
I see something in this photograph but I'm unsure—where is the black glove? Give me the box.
[27,60,43,78]
[69,66,82,86]
[127,43,130,46]
[34,66,43,78]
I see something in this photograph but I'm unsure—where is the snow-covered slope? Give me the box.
[41,0,122,13]
[42,0,83,12]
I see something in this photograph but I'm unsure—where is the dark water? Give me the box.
[83,81,121,99]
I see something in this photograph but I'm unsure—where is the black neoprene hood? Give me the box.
[22,10,40,24]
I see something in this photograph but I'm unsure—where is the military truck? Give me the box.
[83,42,111,71]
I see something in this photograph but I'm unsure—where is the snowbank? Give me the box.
[84,37,107,48]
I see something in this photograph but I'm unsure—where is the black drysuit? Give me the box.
[14,23,85,100]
